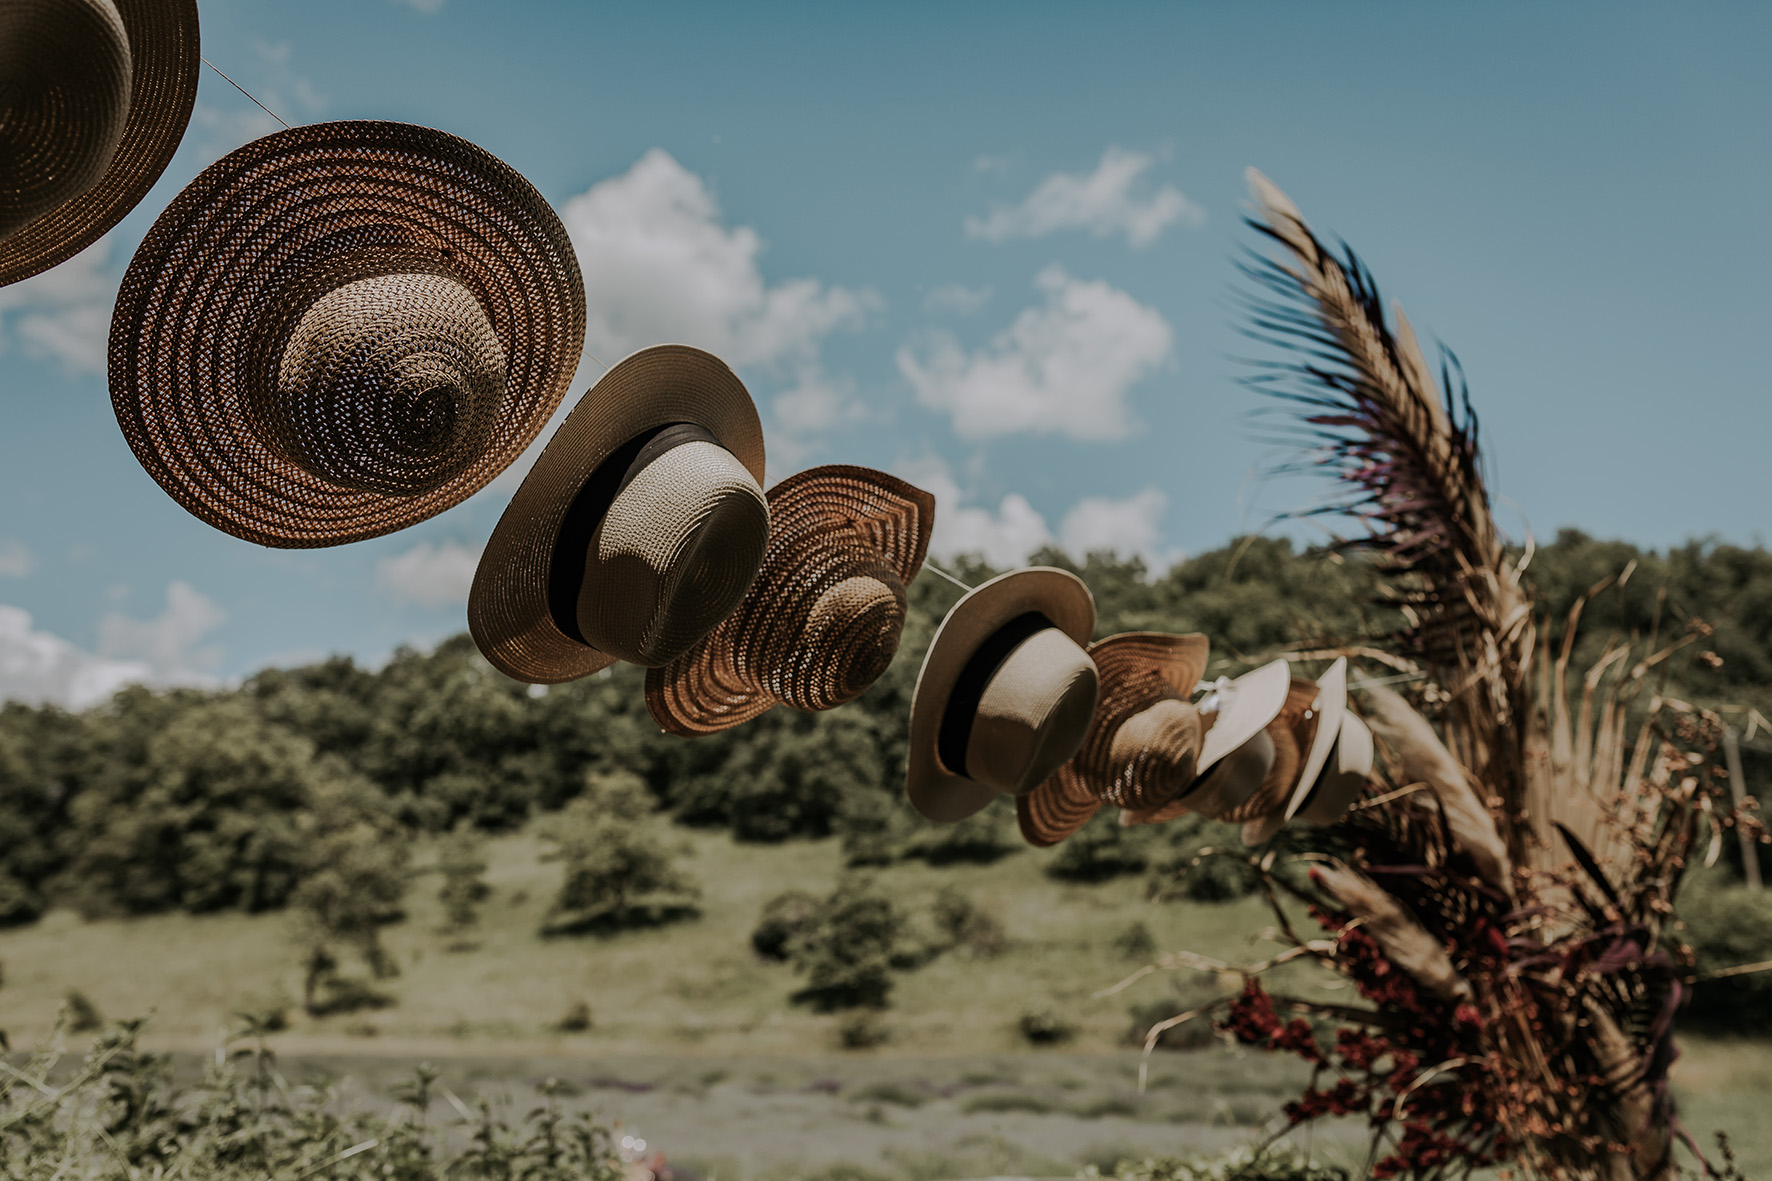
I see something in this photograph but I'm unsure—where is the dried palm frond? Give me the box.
[1314,863,1472,1002]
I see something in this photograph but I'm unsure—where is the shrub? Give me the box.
[788,876,906,1011]
[1082,1146,1349,1181]
[1017,1005,1077,1046]
[752,889,820,960]
[1112,919,1157,960]
[541,771,700,932]
[1045,811,1153,882]
[63,989,103,1033]
[836,1010,891,1050]
[1679,877,1772,1033]
[1145,815,1260,902]
[554,999,593,1033]
[900,802,1020,865]
[1125,986,1223,1051]
[436,821,490,930]
[930,886,1008,957]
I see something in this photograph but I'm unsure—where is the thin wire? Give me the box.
[922,561,974,593]
[201,57,290,129]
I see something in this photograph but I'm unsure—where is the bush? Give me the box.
[930,886,1008,957]
[63,989,103,1033]
[1082,1146,1349,1181]
[752,889,820,960]
[900,802,1020,865]
[541,771,700,932]
[554,999,593,1033]
[836,1010,891,1050]
[1017,1005,1077,1046]
[1112,920,1157,960]
[1125,987,1222,1051]
[1145,815,1260,902]
[788,877,906,1011]
[436,821,490,930]
[1045,811,1153,882]
[1679,878,1772,1033]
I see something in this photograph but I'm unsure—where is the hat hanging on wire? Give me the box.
[905,567,1101,824]
[645,464,936,735]
[1,0,199,287]
[469,344,770,685]
[1017,631,1210,848]
[1240,659,1373,843]
[108,120,586,547]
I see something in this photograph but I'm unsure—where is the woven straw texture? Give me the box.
[469,345,766,685]
[108,120,585,546]
[904,567,1096,824]
[0,0,198,286]
[1212,680,1320,823]
[645,465,935,735]
[1016,632,1209,847]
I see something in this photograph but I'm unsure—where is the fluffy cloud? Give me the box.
[0,605,148,708]
[922,283,993,315]
[0,581,226,707]
[97,581,227,687]
[905,460,1054,569]
[0,542,34,578]
[0,235,117,376]
[898,266,1172,441]
[561,149,877,371]
[375,540,481,608]
[1057,487,1180,571]
[965,146,1205,248]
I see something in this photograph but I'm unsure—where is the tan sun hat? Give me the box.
[1017,632,1209,847]
[1242,658,1350,844]
[1119,658,1293,826]
[645,465,935,735]
[108,120,586,547]
[905,568,1100,824]
[1293,710,1375,825]
[470,344,769,685]
[1,0,199,286]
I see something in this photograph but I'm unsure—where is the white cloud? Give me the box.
[375,540,481,608]
[1058,487,1181,571]
[96,580,227,688]
[0,542,34,579]
[898,265,1172,441]
[900,458,1053,569]
[0,235,118,376]
[0,604,148,708]
[561,149,877,371]
[922,283,993,315]
[965,146,1205,248]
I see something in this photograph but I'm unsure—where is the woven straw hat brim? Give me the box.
[0,0,199,287]
[470,344,765,685]
[905,567,1095,824]
[108,120,586,546]
[1017,769,1100,848]
[1119,659,1292,826]
[644,465,935,735]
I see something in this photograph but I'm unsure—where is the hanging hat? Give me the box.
[108,120,585,547]
[644,465,935,735]
[1293,711,1374,824]
[1017,632,1209,847]
[1119,659,1293,827]
[0,0,199,286]
[1241,658,1353,844]
[905,568,1100,824]
[470,344,769,685]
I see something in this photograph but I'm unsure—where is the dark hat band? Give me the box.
[937,610,1056,779]
[546,421,721,644]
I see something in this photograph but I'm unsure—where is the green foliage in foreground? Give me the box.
[0,531,1767,928]
[0,1021,624,1181]
[1080,1147,1349,1181]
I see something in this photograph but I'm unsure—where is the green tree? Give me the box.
[788,875,907,1011]
[540,770,700,930]
[436,821,490,931]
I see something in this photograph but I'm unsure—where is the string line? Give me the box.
[922,561,974,593]
[201,57,290,129]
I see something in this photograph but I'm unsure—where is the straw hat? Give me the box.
[905,568,1100,824]
[1118,659,1293,826]
[645,465,935,735]
[0,0,199,286]
[1241,658,1352,844]
[1016,632,1209,848]
[470,344,769,685]
[1293,711,1374,824]
[108,120,585,547]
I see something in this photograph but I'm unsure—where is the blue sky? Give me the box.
[2,1,1768,704]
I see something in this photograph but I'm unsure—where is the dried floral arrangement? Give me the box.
[1113,172,1767,1181]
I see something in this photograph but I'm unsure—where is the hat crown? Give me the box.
[0,0,132,241]
[1107,698,1202,804]
[577,440,767,666]
[963,628,1100,795]
[268,270,507,496]
[773,571,905,711]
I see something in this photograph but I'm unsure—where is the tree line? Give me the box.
[1,529,1767,930]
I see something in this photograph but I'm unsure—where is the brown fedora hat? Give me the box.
[1,0,199,286]
[108,120,585,547]
[1017,632,1209,848]
[470,344,769,685]
[906,568,1099,824]
[645,465,935,735]
[1119,658,1293,826]
[1242,658,1352,844]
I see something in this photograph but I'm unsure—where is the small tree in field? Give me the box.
[436,821,490,932]
[541,770,699,930]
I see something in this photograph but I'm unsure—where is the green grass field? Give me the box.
[2,826,1767,1179]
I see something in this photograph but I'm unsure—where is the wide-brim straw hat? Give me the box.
[1294,711,1374,824]
[644,465,935,735]
[1242,658,1350,844]
[1120,658,1293,826]
[109,120,585,547]
[1017,632,1209,848]
[0,0,199,287]
[906,567,1098,824]
[470,344,768,685]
